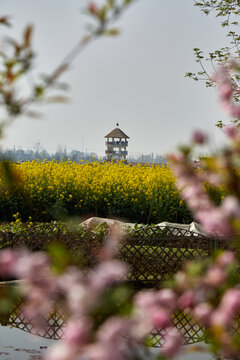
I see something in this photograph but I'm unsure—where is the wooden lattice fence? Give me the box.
[120,225,217,288]
[4,298,240,348]
[2,298,206,346]
[0,223,232,347]
[7,298,65,340]
[0,223,221,286]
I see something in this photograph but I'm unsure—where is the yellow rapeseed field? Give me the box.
[0,161,192,223]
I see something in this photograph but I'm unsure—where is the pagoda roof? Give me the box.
[105,127,129,139]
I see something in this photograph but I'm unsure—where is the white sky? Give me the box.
[0,0,232,157]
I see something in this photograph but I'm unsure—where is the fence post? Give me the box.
[212,236,219,256]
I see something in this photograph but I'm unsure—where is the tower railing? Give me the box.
[106,140,128,146]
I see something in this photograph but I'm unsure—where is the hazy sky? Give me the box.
[0,0,232,157]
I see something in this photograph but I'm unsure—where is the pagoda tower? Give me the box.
[105,124,129,161]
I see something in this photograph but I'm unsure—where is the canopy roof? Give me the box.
[105,127,129,139]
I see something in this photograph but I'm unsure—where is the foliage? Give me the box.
[194,0,240,21]
[186,1,240,126]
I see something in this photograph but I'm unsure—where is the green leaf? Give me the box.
[47,242,71,274]
[34,86,44,98]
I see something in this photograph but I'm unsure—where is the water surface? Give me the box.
[0,325,55,360]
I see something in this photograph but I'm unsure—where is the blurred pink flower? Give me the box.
[15,251,51,283]
[212,65,240,118]
[221,196,240,218]
[192,130,208,145]
[63,318,91,347]
[58,267,84,292]
[193,303,212,325]
[0,249,18,276]
[88,2,98,15]
[178,290,195,309]
[134,290,156,308]
[211,309,232,330]
[156,289,176,310]
[219,83,233,101]
[129,317,152,341]
[90,260,127,292]
[220,289,240,315]
[150,307,170,329]
[162,327,183,358]
[197,208,233,238]
[216,251,235,268]
[97,317,128,344]
[205,266,226,287]
[84,343,125,360]
[65,282,93,316]
[223,125,238,139]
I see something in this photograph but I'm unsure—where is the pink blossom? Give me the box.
[221,99,235,114]
[57,267,84,292]
[220,289,240,315]
[88,2,98,15]
[65,283,93,315]
[175,174,191,189]
[14,251,50,280]
[223,125,239,139]
[193,303,212,325]
[178,290,195,309]
[211,66,229,84]
[84,343,125,360]
[134,290,156,308]
[129,317,152,341]
[219,83,233,101]
[0,249,18,276]
[57,268,93,315]
[211,65,240,119]
[211,309,232,330]
[196,208,233,238]
[168,152,185,164]
[150,307,170,329]
[205,266,226,287]
[23,288,53,330]
[221,195,240,218]
[230,104,240,118]
[90,260,127,292]
[156,289,176,310]
[161,327,183,358]
[192,130,208,145]
[134,290,171,331]
[205,173,223,186]
[216,251,235,268]
[182,184,203,202]
[63,318,91,347]
[97,317,128,344]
